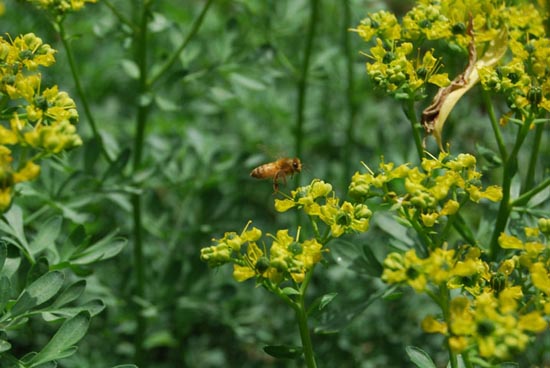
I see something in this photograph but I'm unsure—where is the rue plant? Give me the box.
[0,1,129,367]
[202,1,550,367]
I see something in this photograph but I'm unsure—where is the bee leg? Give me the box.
[272,171,282,192]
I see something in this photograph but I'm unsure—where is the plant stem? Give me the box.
[523,122,543,192]
[437,285,457,368]
[131,0,152,364]
[148,0,213,86]
[489,114,533,257]
[57,20,112,163]
[404,99,424,161]
[297,269,317,368]
[343,0,357,189]
[482,91,507,160]
[295,0,319,165]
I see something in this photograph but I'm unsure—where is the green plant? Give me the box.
[0,17,129,366]
[201,1,550,367]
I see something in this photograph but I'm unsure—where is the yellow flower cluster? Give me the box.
[463,3,550,114]
[200,222,324,284]
[275,179,372,238]
[25,0,96,14]
[349,153,502,228]
[353,0,550,108]
[0,33,82,211]
[384,219,550,360]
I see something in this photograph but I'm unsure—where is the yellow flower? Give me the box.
[498,233,524,250]
[233,241,265,282]
[440,199,459,215]
[421,315,448,334]
[518,312,547,332]
[420,212,438,227]
[382,249,427,292]
[13,160,40,183]
[530,262,550,295]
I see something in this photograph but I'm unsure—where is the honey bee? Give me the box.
[250,157,302,192]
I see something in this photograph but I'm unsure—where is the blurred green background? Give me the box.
[6,0,550,367]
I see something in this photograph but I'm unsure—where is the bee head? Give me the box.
[292,158,302,172]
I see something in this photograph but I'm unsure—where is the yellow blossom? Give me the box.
[422,315,448,334]
[498,233,524,250]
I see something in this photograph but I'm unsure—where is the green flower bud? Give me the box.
[288,241,303,255]
[255,256,270,274]
[527,86,542,105]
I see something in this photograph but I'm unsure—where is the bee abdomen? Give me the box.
[250,163,274,179]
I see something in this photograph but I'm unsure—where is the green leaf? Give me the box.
[101,149,131,182]
[112,365,138,368]
[11,271,65,317]
[406,346,437,368]
[376,214,414,248]
[155,95,179,111]
[43,299,105,321]
[230,73,266,91]
[0,338,11,352]
[281,287,300,296]
[263,344,303,359]
[70,231,126,265]
[307,292,337,318]
[120,59,140,79]
[27,311,91,367]
[351,244,383,277]
[318,292,337,310]
[27,258,50,286]
[0,241,6,272]
[0,206,31,256]
[315,285,396,334]
[50,280,86,309]
[29,217,62,254]
[0,275,11,312]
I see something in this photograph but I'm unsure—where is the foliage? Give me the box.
[3,0,550,367]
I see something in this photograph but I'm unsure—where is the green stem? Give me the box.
[57,20,112,163]
[131,0,152,364]
[482,91,507,160]
[489,114,533,257]
[523,121,543,192]
[267,273,317,367]
[297,269,317,368]
[437,285,457,368]
[148,0,213,86]
[295,0,319,165]
[404,99,424,161]
[342,0,357,189]
[103,0,135,30]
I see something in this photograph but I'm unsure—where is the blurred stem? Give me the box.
[295,0,319,164]
[403,99,424,161]
[482,91,507,160]
[267,273,317,368]
[148,0,213,86]
[343,0,357,188]
[56,20,112,163]
[103,0,135,30]
[296,269,317,368]
[436,285,457,368]
[523,121,543,192]
[489,113,533,257]
[131,0,152,365]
